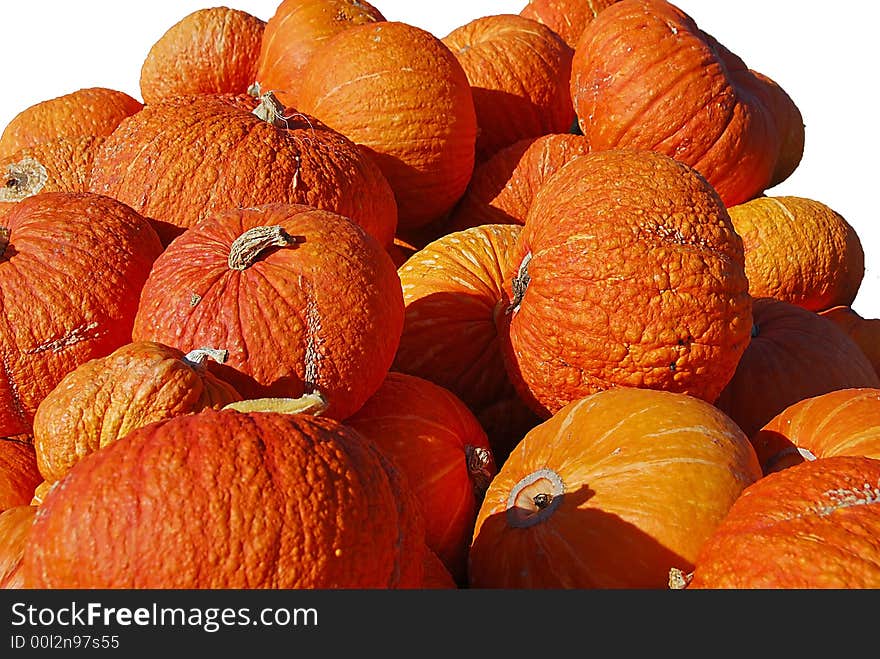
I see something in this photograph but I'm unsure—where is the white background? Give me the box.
[1,1,877,319]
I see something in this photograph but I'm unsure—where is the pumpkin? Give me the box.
[570,0,804,206]
[132,203,404,421]
[441,14,575,163]
[468,387,762,588]
[687,455,880,589]
[0,439,41,513]
[346,371,497,584]
[0,87,141,159]
[139,7,266,103]
[0,505,35,589]
[422,547,458,589]
[819,306,880,378]
[0,192,163,436]
[750,388,880,475]
[715,298,880,439]
[32,341,242,484]
[447,132,591,232]
[295,21,478,232]
[0,136,105,201]
[88,92,397,248]
[499,148,752,418]
[255,0,386,109]
[727,196,864,312]
[19,408,427,588]
[520,0,620,48]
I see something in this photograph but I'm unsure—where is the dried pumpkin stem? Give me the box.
[506,251,532,315]
[182,347,229,369]
[0,157,48,202]
[0,227,9,260]
[466,445,494,498]
[668,567,694,590]
[505,467,564,528]
[251,88,289,128]
[228,225,296,270]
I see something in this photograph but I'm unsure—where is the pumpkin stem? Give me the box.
[506,251,532,315]
[505,467,564,528]
[668,567,694,590]
[228,225,297,270]
[466,445,494,499]
[1,157,48,202]
[0,227,9,260]
[182,347,229,369]
[222,390,329,416]
[250,86,290,129]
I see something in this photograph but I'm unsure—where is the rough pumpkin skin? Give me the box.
[32,341,242,484]
[468,387,762,589]
[0,87,141,160]
[255,0,386,109]
[688,455,880,589]
[296,21,478,232]
[19,409,427,589]
[520,0,620,48]
[728,196,864,313]
[0,439,41,513]
[499,148,753,418]
[442,14,576,163]
[570,0,804,207]
[140,7,266,103]
[88,93,397,248]
[0,192,164,436]
[132,203,404,422]
[0,136,106,202]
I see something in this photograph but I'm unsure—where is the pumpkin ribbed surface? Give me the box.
[819,306,880,378]
[0,505,35,589]
[132,203,403,421]
[520,0,620,47]
[0,439,41,513]
[19,409,426,589]
[0,192,163,436]
[468,387,762,588]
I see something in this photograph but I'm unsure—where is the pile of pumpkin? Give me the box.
[1,0,878,590]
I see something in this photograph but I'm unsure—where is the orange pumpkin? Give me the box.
[139,7,266,103]
[750,388,880,474]
[520,0,620,48]
[0,136,105,201]
[442,14,575,163]
[0,439,41,513]
[688,455,880,589]
[255,0,385,109]
[32,341,242,484]
[819,306,880,378]
[422,547,458,589]
[715,298,880,439]
[88,93,397,248]
[499,148,752,418]
[447,132,591,232]
[0,192,163,436]
[346,371,496,583]
[468,387,762,588]
[0,87,141,159]
[0,505,35,589]
[570,0,803,207]
[132,203,404,421]
[20,408,427,588]
[296,21,478,232]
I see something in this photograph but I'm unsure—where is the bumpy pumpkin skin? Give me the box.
[140,7,266,104]
[468,387,762,589]
[819,306,880,378]
[728,196,864,312]
[715,298,880,439]
[447,133,591,232]
[688,455,880,589]
[0,192,164,436]
[0,505,35,589]
[0,88,141,159]
[500,149,752,418]
[20,409,426,589]
[296,21,478,232]
[88,93,397,248]
[346,371,497,584]
[442,14,575,164]
[132,204,404,422]
[0,439,41,513]
[255,0,385,109]
[750,388,880,475]
[0,136,106,202]
[520,0,620,48]
[570,0,802,207]
[32,342,242,484]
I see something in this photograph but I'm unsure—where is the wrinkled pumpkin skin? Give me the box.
[520,0,620,48]
[0,439,41,513]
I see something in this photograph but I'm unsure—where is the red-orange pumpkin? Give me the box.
[132,203,404,421]
[0,136,106,201]
[819,306,880,378]
[520,0,620,48]
[0,439,41,513]
[346,371,496,583]
[468,387,762,588]
[0,192,163,436]
[570,0,804,207]
[20,408,427,588]
[0,505,35,589]
[688,455,880,589]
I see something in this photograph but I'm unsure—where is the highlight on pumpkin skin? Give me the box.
[0,504,36,589]
[519,0,621,48]
[0,439,41,514]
